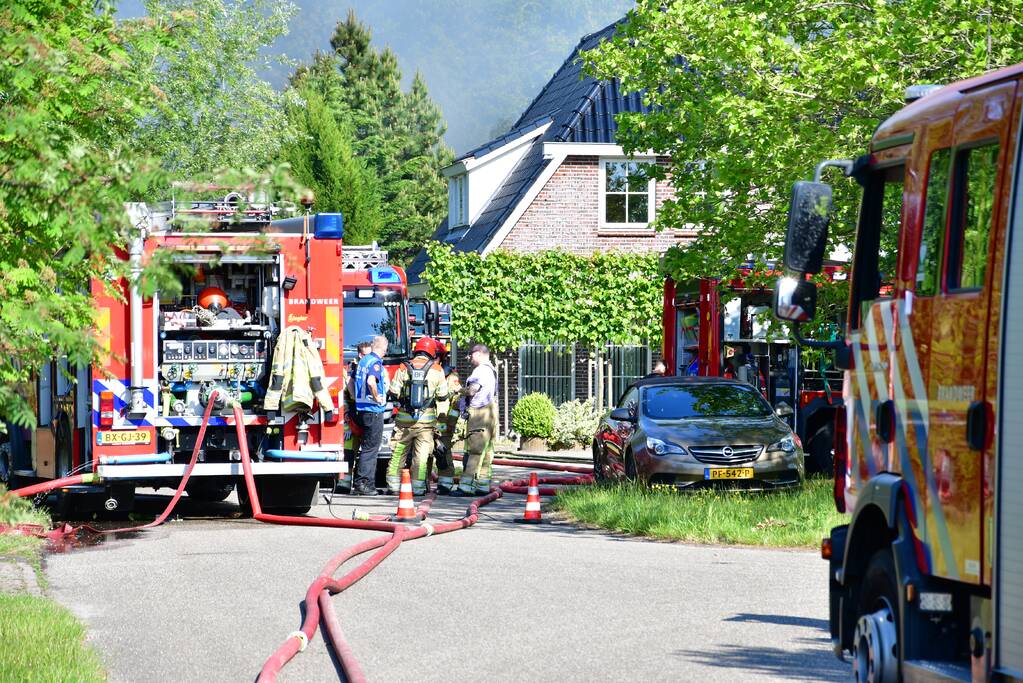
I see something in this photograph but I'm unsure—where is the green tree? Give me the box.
[0,0,177,427]
[284,88,384,245]
[134,0,296,180]
[292,10,453,265]
[584,1,1023,308]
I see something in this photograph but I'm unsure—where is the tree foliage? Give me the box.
[284,88,384,245]
[0,0,176,427]
[584,0,1023,321]
[134,0,296,179]
[424,244,663,351]
[291,10,453,264]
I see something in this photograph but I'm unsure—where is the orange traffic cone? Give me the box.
[393,469,418,523]
[517,472,542,524]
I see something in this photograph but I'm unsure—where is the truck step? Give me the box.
[903,659,971,683]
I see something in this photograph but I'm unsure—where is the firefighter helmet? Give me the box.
[413,336,440,358]
[198,287,229,313]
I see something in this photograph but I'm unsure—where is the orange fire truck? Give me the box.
[662,270,843,473]
[776,66,1023,681]
[1,197,348,513]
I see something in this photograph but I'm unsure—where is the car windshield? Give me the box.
[343,302,408,359]
[641,383,772,420]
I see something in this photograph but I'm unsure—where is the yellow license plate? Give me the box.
[705,467,754,480]
[97,430,151,445]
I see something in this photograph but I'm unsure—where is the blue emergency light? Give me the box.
[369,266,401,284]
[314,212,344,239]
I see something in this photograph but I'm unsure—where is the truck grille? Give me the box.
[689,445,763,465]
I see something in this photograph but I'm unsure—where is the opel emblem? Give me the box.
[722,446,734,457]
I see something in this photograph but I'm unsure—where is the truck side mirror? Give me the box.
[774,277,817,322]
[784,181,832,274]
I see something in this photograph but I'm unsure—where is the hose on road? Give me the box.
[3,395,594,682]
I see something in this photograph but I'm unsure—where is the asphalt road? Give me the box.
[44,466,848,682]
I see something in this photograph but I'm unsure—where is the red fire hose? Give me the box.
[4,395,594,682]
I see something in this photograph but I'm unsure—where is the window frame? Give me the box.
[598,158,656,229]
[848,160,906,330]
[448,174,468,228]
[914,147,953,297]
[944,139,1001,294]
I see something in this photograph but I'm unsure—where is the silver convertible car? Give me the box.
[592,376,804,489]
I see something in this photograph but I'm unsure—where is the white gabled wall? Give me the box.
[464,140,533,223]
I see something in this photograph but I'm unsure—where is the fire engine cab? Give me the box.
[662,271,843,472]
[776,65,1023,681]
[2,196,348,514]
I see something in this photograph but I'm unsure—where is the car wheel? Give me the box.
[591,441,606,483]
[852,549,900,683]
[624,449,638,482]
[808,424,834,475]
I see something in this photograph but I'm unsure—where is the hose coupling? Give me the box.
[288,630,309,652]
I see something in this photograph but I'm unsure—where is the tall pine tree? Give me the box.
[284,88,384,246]
[291,10,453,265]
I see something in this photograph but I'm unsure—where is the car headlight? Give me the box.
[770,435,797,453]
[646,437,688,456]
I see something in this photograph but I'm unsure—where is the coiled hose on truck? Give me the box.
[3,393,594,681]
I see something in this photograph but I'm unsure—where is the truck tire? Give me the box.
[852,548,900,683]
[185,480,235,503]
[239,476,318,516]
[807,424,834,476]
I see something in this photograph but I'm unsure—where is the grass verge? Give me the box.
[552,476,847,548]
[1,485,106,681]
[0,593,106,682]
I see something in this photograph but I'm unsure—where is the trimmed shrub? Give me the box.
[511,393,555,439]
[550,399,601,450]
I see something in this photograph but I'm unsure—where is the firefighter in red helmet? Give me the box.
[384,336,449,494]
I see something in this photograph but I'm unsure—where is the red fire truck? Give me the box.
[662,271,843,472]
[776,66,1023,681]
[1,196,348,513]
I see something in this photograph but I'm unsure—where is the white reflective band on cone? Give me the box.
[526,502,541,511]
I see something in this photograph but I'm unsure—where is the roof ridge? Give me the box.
[512,16,623,130]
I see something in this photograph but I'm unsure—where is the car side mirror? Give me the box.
[774,402,794,418]
[610,407,636,422]
[774,277,818,322]
[784,181,832,274]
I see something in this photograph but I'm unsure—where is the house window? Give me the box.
[448,174,468,227]
[600,160,655,227]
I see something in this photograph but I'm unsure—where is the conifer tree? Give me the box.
[291,9,453,265]
[284,88,384,246]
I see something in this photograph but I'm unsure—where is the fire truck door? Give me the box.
[925,81,1015,584]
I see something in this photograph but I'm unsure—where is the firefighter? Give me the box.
[454,344,499,496]
[385,337,449,495]
[432,343,462,495]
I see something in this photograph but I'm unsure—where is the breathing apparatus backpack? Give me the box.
[402,357,432,419]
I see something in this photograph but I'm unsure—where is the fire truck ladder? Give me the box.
[342,243,389,270]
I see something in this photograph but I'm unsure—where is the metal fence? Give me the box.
[606,344,651,400]
[518,342,575,405]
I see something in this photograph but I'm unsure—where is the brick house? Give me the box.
[408,19,694,433]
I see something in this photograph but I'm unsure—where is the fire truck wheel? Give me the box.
[852,548,900,683]
[185,480,235,503]
[807,424,834,476]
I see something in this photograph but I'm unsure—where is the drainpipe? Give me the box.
[128,229,147,418]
